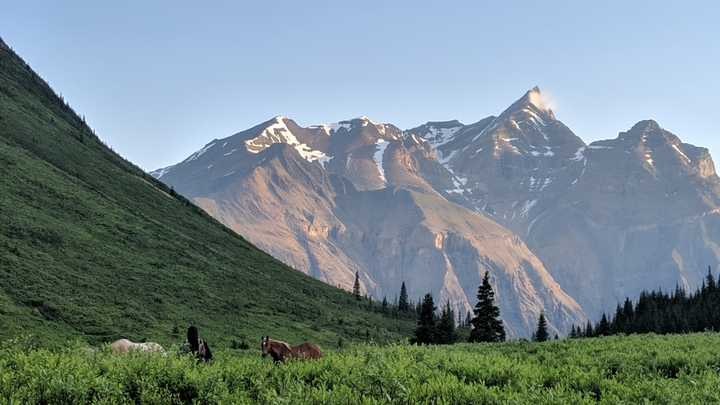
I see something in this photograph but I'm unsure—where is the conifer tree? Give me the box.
[436,300,459,345]
[398,282,409,311]
[533,311,549,342]
[411,293,437,345]
[706,266,716,293]
[468,271,506,343]
[622,297,634,323]
[569,324,578,338]
[353,271,361,300]
[596,313,610,336]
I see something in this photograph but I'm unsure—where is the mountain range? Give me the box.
[153,87,720,338]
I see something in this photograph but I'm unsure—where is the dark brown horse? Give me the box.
[187,326,213,362]
[261,336,322,363]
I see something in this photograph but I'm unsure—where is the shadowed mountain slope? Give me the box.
[417,89,720,320]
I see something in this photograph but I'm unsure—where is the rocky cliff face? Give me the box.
[411,89,720,320]
[153,87,720,333]
[154,114,587,337]
[520,120,720,317]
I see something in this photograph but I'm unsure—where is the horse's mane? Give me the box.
[275,339,292,351]
[268,339,291,362]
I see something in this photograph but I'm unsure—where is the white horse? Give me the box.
[111,338,166,356]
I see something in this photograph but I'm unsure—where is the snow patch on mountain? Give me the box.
[423,125,462,149]
[315,122,352,135]
[521,199,537,217]
[472,118,501,143]
[186,143,216,162]
[571,147,587,162]
[317,155,332,169]
[523,108,547,128]
[446,175,468,194]
[150,166,172,179]
[672,144,691,164]
[374,140,390,184]
[645,150,654,167]
[245,116,326,162]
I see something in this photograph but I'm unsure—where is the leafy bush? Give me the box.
[4,333,720,404]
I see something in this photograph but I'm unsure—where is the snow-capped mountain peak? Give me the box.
[244,116,326,162]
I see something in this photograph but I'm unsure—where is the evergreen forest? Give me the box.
[571,267,720,338]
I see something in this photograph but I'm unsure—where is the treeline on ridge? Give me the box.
[570,266,720,338]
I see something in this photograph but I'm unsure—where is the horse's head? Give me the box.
[187,326,199,352]
[261,336,270,358]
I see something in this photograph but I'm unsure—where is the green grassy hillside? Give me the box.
[0,37,416,349]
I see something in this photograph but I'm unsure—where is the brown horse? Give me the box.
[261,336,322,363]
[111,339,166,356]
[187,325,213,362]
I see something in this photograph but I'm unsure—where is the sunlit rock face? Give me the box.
[153,87,720,335]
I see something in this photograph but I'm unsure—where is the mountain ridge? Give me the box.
[154,96,591,337]
[154,86,720,333]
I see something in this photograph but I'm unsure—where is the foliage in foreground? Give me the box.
[4,332,720,404]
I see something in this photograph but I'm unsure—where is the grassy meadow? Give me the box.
[3,332,720,404]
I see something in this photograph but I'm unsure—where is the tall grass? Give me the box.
[3,333,720,404]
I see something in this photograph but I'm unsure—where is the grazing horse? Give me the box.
[111,339,166,356]
[187,325,213,362]
[261,336,322,363]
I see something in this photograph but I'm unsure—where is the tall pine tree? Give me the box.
[596,313,611,336]
[533,311,549,342]
[411,293,437,345]
[468,271,506,342]
[398,282,409,311]
[353,271,361,300]
[436,300,459,345]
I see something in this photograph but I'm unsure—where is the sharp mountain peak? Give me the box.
[497,86,556,121]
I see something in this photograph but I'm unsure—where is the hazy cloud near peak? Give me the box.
[530,90,559,113]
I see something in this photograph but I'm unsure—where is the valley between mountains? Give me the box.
[152,87,720,338]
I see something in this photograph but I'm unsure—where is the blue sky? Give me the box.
[2,1,719,171]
